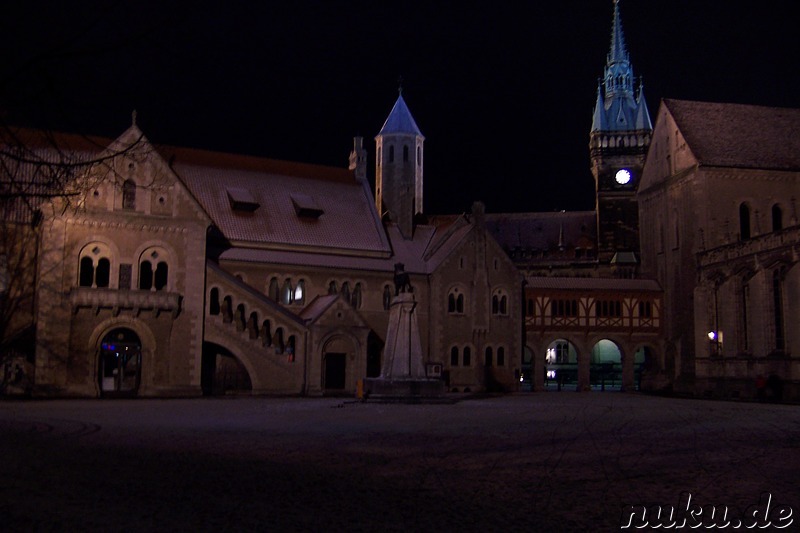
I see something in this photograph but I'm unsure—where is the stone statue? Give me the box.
[393,262,413,295]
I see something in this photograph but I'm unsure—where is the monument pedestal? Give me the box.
[362,293,445,403]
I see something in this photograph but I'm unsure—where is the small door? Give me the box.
[324,353,346,390]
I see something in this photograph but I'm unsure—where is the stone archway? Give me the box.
[590,339,622,391]
[201,342,252,396]
[98,328,142,396]
[321,336,356,393]
[544,338,579,391]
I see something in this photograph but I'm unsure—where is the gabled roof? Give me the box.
[165,145,392,256]
[1,127,121,224]
[218,216,477,276]
[663,99,800,171]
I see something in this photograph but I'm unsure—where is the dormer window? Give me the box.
[227,188,260,212]
[291,194,324,219]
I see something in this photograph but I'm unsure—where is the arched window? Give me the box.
[222,296,233,323]
[462,347,471,366]
[448,288,465,314]
[261,320,272,347]
[383,285,392,310]
[772,204,783,232]
[79,256,94,287]
[352,282,362,309]
[210,288,220,315]
[287,335,296,362]
[773,269,785,351]
[328,280,338,295]
[485,347,493,367]
[78,243,112,288]
[497,347,505,366]
[235,304,246,332]
[417,146,421,166]
[268,277,279,300]
[739,203,751,241]
[491,289,508,315]
[281,279,293,304]
[340,281,351,303]
[122,179,136,210]
[247,312,259,339]
[294,279,305,305]
[275,328,285,354]
[388,145,394,163]
[450,346,459,366]
[403,145,409,162]
[139,247,169,291]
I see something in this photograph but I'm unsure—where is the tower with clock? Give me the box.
[589,0,652,264]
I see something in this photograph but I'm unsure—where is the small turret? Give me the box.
[375,91,425,239]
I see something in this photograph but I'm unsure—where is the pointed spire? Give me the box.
[591,83,608,132]
[608,0,629,64]
[634,81,653,130]
[591,0,651,133]
[378,94,423,136]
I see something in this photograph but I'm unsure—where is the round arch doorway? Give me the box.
[99,328,142,396]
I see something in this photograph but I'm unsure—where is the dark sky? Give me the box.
[2,1,799,215]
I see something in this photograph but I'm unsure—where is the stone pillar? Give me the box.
[380,293,426,379]
[621,348,635,392]
[578,347,591,392]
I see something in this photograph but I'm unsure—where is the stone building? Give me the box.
[487,0,665,393]
[1,96,522,397]
[638,99,800,401]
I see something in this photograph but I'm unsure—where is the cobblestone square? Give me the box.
[1,394,798,531]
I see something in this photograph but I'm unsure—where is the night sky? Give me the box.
[2,1,799,215]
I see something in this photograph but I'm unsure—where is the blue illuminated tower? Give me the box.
[590,0,652,263]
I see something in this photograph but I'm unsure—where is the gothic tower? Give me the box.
[590,0,652,263]
[375,91,424,239]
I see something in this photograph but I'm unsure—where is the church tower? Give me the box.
[590,0,652,264]
[375,91,425,239]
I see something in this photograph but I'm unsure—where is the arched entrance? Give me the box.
[201,342,252,396]
[544,339,578,391]
[99,328,142,396]
[366,331,383,378]
[590,339,622,391]
[322,336,354,393]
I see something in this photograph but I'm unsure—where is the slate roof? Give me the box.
[164,145,392,256]
[0,128,114,224]
[378,94,423,137]
[485,211,597,252]
[664,99,800,171]
[525,276,661,292]
[219,219,475,276]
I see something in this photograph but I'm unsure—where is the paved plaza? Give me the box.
[1,393,798,531]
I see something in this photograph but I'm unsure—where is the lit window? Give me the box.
[294,280,305,305]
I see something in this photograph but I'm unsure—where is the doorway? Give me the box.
[324,353,346,390]
[99,328,141,396]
